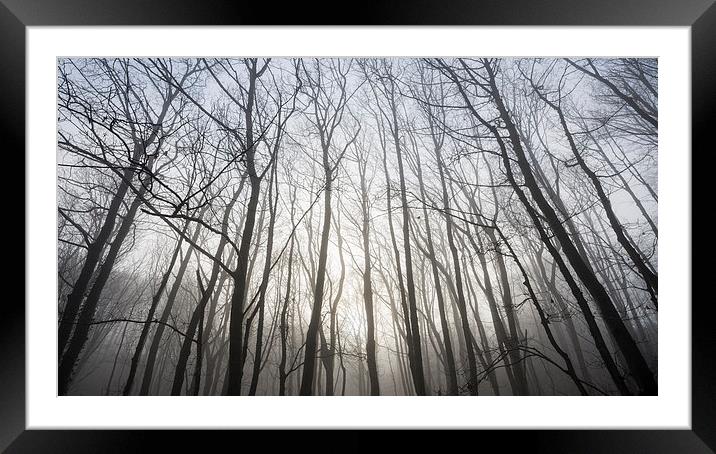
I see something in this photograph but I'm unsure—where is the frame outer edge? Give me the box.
[0,1,27,452]
[691,1,716,451]
[3,0,713,451]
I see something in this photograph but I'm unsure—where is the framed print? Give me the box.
[3,0,713,451]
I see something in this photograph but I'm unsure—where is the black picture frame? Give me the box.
[2,0,712,451]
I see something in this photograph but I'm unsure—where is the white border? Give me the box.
[27,26,691,429]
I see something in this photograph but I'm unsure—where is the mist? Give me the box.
[57,57,658,396]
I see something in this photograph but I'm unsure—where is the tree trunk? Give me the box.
[299,146,333,395]
[226,61,262,396]
[357,157,381,396]
[249,164,280,395]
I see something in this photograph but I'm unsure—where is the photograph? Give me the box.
[56,56,659,397]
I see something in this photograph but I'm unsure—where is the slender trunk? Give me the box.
[322,218,345,396]
[278,191,297,396]
[358,158,381,395]
[191,289,206,396]
[248,164,280,395]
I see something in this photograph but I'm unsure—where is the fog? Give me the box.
[57,57,658,396]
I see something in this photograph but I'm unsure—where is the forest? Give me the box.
[57,57,658,396]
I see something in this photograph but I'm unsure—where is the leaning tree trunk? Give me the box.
[278,189,297,396]
[320,216,345,396]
